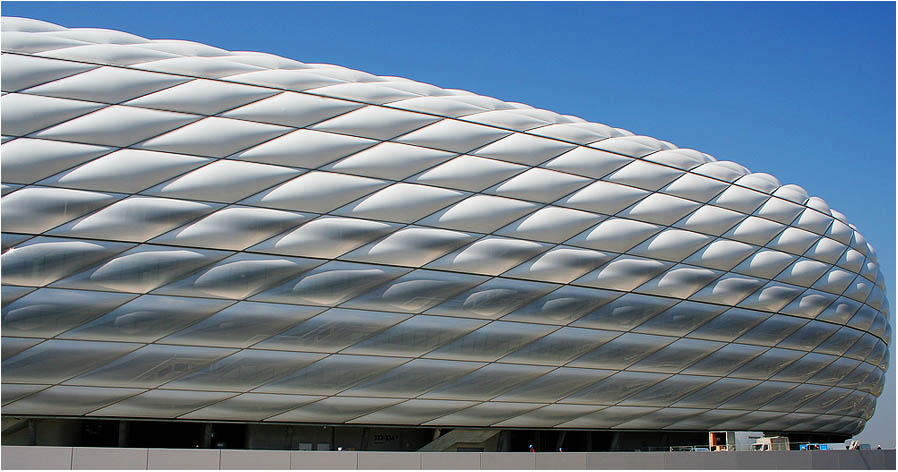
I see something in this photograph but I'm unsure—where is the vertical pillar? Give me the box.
[27,419,36,446]
[201,424,212,448]
[117,421,129,447]
[555,431,566,451]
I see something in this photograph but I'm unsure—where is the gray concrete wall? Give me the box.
[2,446,894,470]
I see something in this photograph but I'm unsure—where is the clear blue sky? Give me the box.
[4,1,895,447]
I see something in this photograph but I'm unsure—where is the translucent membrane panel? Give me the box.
[807,357,862,386]
[1,237,134,287]
[720,381,798,410]
[409,155,525,193]
[2,233,33,252]
[52,245,231,294]
[1,54,99,93]
[1,187,121,234]
[557,180,648,215]
[686,307,770,342]
[309,105,439,141]
[251,261,409,307]
[255,354,409,395]
[425,402,542,426]
[629,338,725,373]
[558,406,659,429]
[712,411,789,431]
[677,376,764,410]
[868,314,888,339]
[58,295,234,342]
[569,333,676,370]
[837,361,877,390]
[503,246,614,284]
[1,93,104,138]
[494,404,605,428]
[348,399,478,425]
[729,348,805,380]
[814,326,864,356]
[155,253,323,300]
[146,160,302,205]
[866,341,888,370]
[681,343,770,376]
[268,396,403,423]
[561,371,669,405]
[181,393,323,421]
[795,387,852,414]
[494,367,613,403]
[344,315,487,358]
[665,409,752,431]
[775,320,840,352]
[252,216,398,259]
[2,385,144,416]
[574,255,670,289]
[152,206,308,251]
[425,321,556,362]
[1,338,42,362]
[843,333,879,361]
[88,389,235,418]
[425,278,559,320]
[862,367,885,395]
[46,196,220,243]
[760,383,831,412]
[333,183,466,224]
[221,91,362,128]
[500,327,620,366]
[426,237,549,277]
[846,306,877,332]
[65,344,238,388]
[2,339,139,384]
[487,168,591,204]
[496,206,600,245]
[615,407,710,430]
[255,308,409,353]
[420,363,553,401]
[133,116,293,159]
[1,288,136,337]
[163,349,325,391]
[343,226,476,268]
[342,270,487,314]
[341,359,485,398]
[769,352,838,382]
[242,171,388,215]
[417,195,538,234]
[2,384,49,406]
[618,375,718,407]
[500,286,622,325]
[126,78,278,116]
[734,315,808,347]
[22,66,188,103]
[631,300,727,337]
[571,293,679,331]
[159,302,325,348]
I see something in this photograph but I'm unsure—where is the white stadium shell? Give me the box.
[0,17,891,449]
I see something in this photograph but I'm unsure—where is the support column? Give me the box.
[117,421,129,447]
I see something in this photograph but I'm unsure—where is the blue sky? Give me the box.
[4,1,895,447]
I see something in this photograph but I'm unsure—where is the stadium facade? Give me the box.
[0,17,891,451]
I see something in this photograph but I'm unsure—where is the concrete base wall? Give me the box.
[2,446,895,470]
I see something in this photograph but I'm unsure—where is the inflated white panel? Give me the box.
[1,18,887,436]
